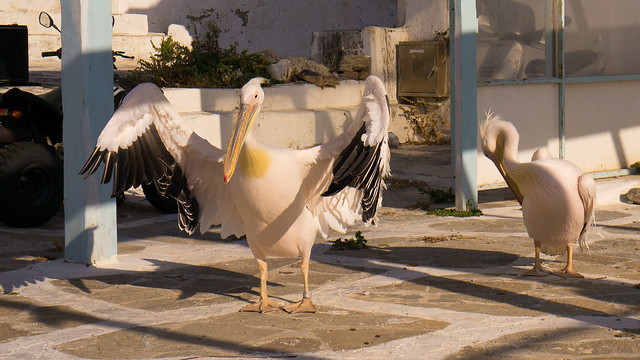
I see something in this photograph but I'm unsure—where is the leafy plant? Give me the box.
[331,231,368,250]
[127,10,273,88]
[400,97,450,144]
[419,187,454,204]
[423,234,474,243]
[427,208,483,217]
[385,177,430,189]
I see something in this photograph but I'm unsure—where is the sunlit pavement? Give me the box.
[0,143,639,359]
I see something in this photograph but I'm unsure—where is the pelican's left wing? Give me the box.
[300,76,391,236]
[79,83,244,237]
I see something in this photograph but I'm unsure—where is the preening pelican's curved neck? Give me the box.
[494,122,521,169]
[481,116,525,204]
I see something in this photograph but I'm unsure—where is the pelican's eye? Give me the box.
[254,94,258,98]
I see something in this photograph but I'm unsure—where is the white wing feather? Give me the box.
[86,83,244,236]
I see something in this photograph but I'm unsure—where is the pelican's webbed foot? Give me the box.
[553,268,584,278]
[241,298,282,313]
[521,264,553,277]
[283,297,316,314]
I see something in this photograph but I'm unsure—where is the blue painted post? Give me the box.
[557,0,566,159]
[61,0,117,264]
[450,0,478,210]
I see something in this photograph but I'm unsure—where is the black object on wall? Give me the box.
[0,25,29,84]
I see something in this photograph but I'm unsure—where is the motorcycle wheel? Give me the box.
[0,142,63,227]
[141,182,177,213]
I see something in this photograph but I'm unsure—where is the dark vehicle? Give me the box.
[0,12,175,228]
[0,86,63,227]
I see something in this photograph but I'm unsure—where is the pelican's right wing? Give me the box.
[79,83,244,236]
[577,173,596,251]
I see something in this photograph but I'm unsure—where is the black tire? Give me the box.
[142,182,177,213]
[0,142,63,227]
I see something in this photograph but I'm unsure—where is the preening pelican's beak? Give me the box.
[493,157,524,205]
[489,132,524,205]
[223,102,260,183]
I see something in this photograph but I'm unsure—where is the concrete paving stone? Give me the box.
[601,220,640,235]
[595,209,633,222]
[446,327,640,359]
[118,221,228,244]
[431,217,528,233]
[0,233,61,272]
[48,257,385,313]
[55,309,448,359]
[325,236,522,269]
[0,294,100,342]
[357,272,639,318]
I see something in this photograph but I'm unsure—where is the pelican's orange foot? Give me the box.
[283,298,316,314]
[521,265,553,277]
[241,299,282,313]
[553,269,584,278]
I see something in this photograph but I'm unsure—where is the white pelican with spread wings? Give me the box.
[80,76,390,313]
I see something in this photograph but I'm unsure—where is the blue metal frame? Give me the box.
[478,74,640,87]
[557,0,566,159]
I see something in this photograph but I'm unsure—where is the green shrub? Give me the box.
[419,186,454,204]
[331,231,368,250]
[427,208,483,217]
[127,12,273,88]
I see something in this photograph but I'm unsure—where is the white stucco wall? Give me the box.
[477,84,559,187]
[111,0,398,57]
[398,0,448,40]
[564,81,640,172]
[477,80,640,187]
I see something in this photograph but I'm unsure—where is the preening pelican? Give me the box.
[80,76,390,312]
[480,113,595,277]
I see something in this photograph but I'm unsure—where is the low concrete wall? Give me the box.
[170,81,366,149]
[163,80,366,113]
[169,80,416,149]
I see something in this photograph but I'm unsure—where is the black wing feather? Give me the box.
[101,151,115,185]
[321,123,386,223]
[79,122,201,233]
[116,147,129,190]
[80,147,102,177]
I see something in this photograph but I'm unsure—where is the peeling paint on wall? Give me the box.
[113,0,397,57]
[234,9,249,27]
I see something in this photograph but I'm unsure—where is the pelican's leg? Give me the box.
[554,244,584,278]
[283,260,317,314]
[242,258,282,313]
[522,240,553,276]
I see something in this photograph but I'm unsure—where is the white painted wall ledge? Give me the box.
[167,80,366,150]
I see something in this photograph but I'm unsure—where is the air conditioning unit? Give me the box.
[0,25,29,84]
[397,41,449,98]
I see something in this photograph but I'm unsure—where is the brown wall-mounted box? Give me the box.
[397,41,449,99]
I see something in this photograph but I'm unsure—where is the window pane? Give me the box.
[477,0,555,81]
[565,0,640,77]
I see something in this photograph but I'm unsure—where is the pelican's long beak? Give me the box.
[488,132,524,205]
[493,158,524,205]
[223,102,260,183]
